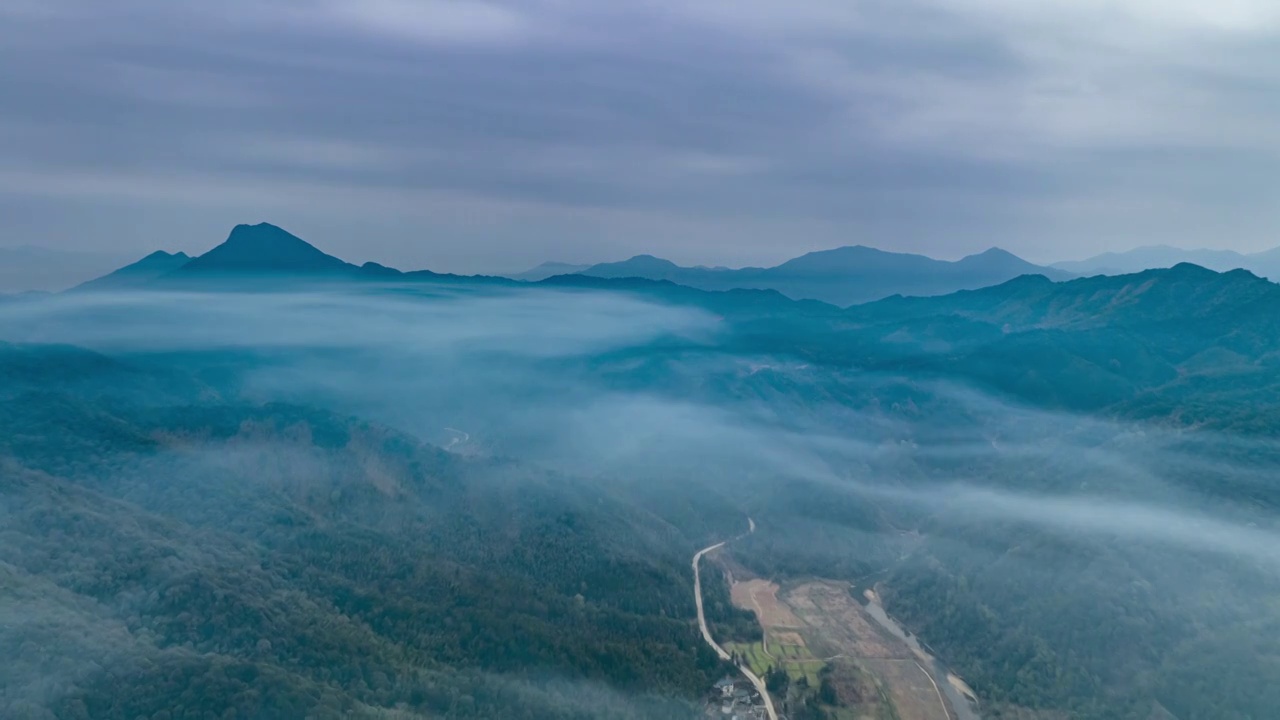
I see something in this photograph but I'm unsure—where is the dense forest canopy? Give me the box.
[3,262,1280,719]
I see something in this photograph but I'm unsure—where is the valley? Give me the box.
[5,222,1280,719]
[6,0,1280,713]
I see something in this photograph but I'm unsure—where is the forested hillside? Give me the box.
[4,256,1280,720]
[0,341,730,719]
[533,266,1280,719]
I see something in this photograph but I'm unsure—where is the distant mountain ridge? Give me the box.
[94,223,1280,324]
[60,222,1280,309]
[576,245,1074,306]
[78,221,1072,304]
[506,261,592,282]
[1054,244,1280,279]
[56,222,1280,433]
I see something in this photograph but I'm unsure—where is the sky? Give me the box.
[1,0,1278,274]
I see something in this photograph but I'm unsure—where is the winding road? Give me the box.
[442,427,470,451]
[692,518,779,720]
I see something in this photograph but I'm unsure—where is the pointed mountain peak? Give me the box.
[176,223,352,276]
[958,247,1031,265]
[955,247,1074,281]
[970,247,1019,259]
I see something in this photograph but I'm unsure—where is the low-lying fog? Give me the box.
[7,282,1280,719]
[4,286,1278,571]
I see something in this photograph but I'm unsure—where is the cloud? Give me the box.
[306,0,539,45]
[949,0,1280,35]
[221,134,414,172]
[0,287,720,357]
[6,283,1280,607]
[928,484,1280,569]
[1,0,1278,268]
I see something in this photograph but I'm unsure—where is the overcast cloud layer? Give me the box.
[2,0,1278,272]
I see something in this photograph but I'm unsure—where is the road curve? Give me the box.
[442,427,470,451]
[692,520,779,720]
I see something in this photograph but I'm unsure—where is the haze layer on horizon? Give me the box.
[2,0,1278,273]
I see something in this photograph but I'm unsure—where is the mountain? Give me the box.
[8,243,1280,720]
[1055,245,1280,280]
[77,223,528,292]
[0,342,723,719]
[1053,246,1252,275]
[74,250,191,291]
[507,261,592,282]
[825,263,1280,416]
[578,246,1073,306]
[856,263,1278,329]
[579,255,697,282]
[170,222,354,278]
[952,246,1062,276]
[0,246,135,292]
[75,222,353,289]
[82,224,1067,304]
[548,259,1280,419]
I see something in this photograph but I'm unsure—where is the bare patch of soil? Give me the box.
[731,579,805,629]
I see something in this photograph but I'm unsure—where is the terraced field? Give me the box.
[725,636,827,687]
[723,570,961,720]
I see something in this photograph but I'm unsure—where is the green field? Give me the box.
[728,635,827,686]
[725,641,772,677]
[787,658,826,686]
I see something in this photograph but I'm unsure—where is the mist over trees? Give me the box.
[3,259,1280,719]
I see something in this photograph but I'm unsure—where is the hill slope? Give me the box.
[855,263,1280,333]
[75,250,192,291]
[6,249,1280,720]
[0,341,725,719]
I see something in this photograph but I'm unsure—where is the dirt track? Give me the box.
[731,579,804,629]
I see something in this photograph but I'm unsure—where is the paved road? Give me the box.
[692,519,779,720]
[442,427,470,451]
